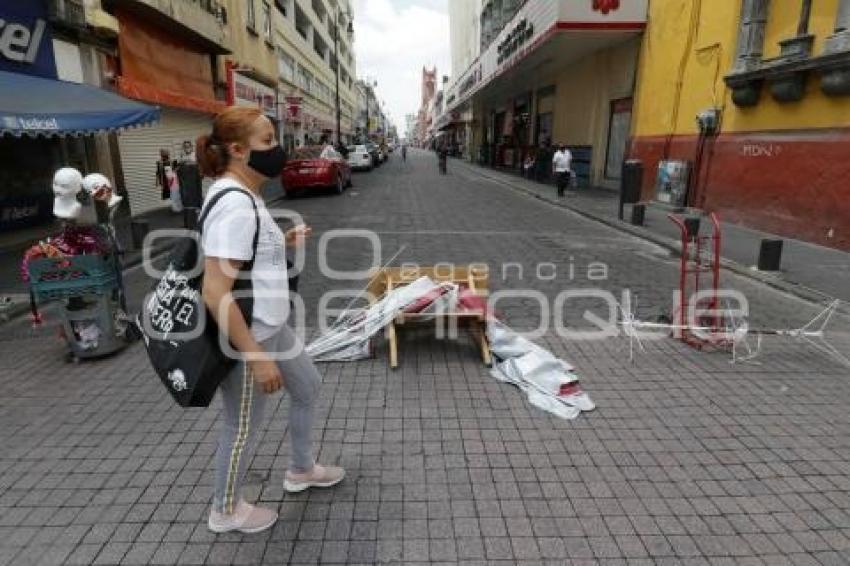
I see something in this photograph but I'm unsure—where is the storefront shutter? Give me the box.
[118,108,212,216]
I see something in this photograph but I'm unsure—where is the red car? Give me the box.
[282,146,352,198]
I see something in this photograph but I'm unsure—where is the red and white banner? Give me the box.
[231,70,276,118]
[284,96,302,122]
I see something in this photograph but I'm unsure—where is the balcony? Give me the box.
[311,0,327,23]
[47,0,87,30]
[314,33,329,62]
[102,0,230,53]
[295,4,310,40]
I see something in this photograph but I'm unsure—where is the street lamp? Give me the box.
[333,7,354,146]
[364,79,376,143]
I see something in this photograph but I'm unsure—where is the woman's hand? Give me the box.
[249,354,284,394]
[285,224,312,247]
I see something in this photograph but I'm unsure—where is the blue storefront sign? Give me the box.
[0,0,57,79]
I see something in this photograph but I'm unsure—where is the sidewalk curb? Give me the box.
[466,163,840,309]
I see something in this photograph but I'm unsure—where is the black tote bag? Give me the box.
[139,188,259,407]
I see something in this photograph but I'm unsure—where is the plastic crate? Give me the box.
[28,254,118,302]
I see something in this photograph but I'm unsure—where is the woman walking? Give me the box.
[196,107,344,534]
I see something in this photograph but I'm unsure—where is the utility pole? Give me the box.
[333,7,352,146]
[365,83,369,142]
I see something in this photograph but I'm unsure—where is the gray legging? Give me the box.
[213,324,320,514]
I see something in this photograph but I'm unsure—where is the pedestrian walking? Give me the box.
[534,138,552,183]
[195,107,344,534]
[552,144,573,197]
[402,143,407,161]
[438,143,448,174]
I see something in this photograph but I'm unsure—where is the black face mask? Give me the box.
[247,145,286,178]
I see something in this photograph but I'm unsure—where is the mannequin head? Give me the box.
[83,173,123,209]
[52,167,83,220]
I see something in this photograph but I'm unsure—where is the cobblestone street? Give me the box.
[1,149,849,565]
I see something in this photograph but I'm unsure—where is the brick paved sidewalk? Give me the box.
[1,152,849,565]
[457,160,850,306]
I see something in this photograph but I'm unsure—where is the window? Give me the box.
[298,65,313,94]
[278,47,295,82]
[295,4,309,39]
[246,0,256,30]
[262,2,272,40]
[311,0,326,22]
[314,33,328,61]
[275,0,288,17]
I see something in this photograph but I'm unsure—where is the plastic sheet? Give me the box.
[306,276,444,362]
[488,321,595,419]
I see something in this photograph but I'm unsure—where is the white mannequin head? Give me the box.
[52,167,83,220]
[82,173,123,209]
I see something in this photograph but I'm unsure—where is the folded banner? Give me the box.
[488,321,595,420]
[306,276,443,362]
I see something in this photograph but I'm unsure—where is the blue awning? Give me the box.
[0,71,160,137]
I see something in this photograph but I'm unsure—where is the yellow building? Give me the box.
[630,0,850,250]
[221,0,281,134]
[221,0,358,150]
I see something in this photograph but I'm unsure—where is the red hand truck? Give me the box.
[667,212,732,350]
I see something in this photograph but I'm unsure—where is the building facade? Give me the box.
[449,0,483,86]
[629,0,850,251]
[0,0,171,229]
[353,79,386,143]
[274,0,357,151]
[103,0,230,215]
[222,0,281,138]
[440,0,648,187]
[405,113,418,143]
[416,67,438,147]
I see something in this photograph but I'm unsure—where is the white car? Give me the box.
[347,145,373,171]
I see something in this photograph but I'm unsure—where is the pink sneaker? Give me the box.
[208,499,277,534]
[284,463,346,493]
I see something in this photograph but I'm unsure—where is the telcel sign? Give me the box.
[0,3,57,79]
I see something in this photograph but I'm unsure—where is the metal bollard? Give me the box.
[631,204,646,226]
[757,239,783,271]
[130,220,150,251]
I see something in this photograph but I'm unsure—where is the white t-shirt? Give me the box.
[201,177,289,341]
[552,149,573,173]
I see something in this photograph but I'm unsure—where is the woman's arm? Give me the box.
[285,224,312,247]
[203,257,283,393]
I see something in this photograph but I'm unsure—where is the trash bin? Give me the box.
[620,159,643,220]
[27,254,129,361]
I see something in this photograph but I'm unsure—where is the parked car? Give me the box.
[347,145,373,171]
[282,146,352,198]
[365,142,381,167]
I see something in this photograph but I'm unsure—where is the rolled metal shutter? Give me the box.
[118,108,211,216]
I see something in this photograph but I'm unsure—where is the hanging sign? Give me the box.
[232,72,276,118]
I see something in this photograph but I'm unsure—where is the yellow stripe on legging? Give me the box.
[224,363,254,514]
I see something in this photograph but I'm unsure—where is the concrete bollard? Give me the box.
[631,204,646,226]
[758,239,783,271]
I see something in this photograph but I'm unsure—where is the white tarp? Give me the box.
[306,276,443,361]
[488,321,595,420]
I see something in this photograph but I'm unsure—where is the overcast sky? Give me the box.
[352,0,450,132]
